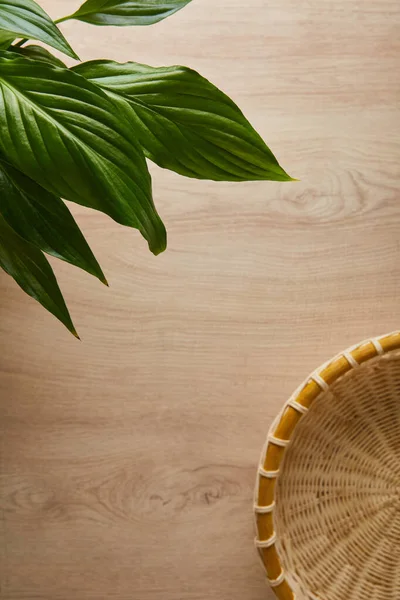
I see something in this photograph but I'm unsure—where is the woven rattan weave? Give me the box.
[254,331,400,600]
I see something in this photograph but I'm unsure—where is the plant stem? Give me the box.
[54,16,72,25]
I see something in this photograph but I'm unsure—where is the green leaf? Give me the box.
[0,158,107,283]
[10,44,66,68]
[65,0,192,26]
[73,60,292,182]
[0,52,166,255]
[0,212,78,337]
[0,0,78,59]
[0,29,14,48]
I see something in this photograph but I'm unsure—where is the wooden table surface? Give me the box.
[1,1,399,599]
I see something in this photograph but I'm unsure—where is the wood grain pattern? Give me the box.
[0,1,399,598]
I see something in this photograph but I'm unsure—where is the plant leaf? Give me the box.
[0,52,166,255]
[10,44,66,68]
[73,60,292,182]
[0,158,107,283]
[67,0,192,26]
[0,0,78,59]
[0,212,78,337]
[0,29,14,48]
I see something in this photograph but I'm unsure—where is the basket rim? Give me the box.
[254,330,400,600]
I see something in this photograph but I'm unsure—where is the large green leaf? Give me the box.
[0,158,107,283]
[0,212,77,336]
[0,52,166,255]
[10,44,66,68]
[65,0,192,26]
[73,60,292,182]
[0,29,14,48]
[0,0,78,59]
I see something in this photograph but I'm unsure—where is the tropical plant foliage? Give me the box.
[0,0,292,336]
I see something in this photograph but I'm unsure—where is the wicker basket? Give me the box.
[254,331,400,600]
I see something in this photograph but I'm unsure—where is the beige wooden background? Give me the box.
[1,1,399,599]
